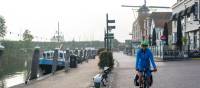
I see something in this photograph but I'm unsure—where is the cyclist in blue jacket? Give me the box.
[135,40,157,85]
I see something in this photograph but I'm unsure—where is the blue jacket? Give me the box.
[135,48,157,71]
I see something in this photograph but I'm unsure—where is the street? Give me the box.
[112,52,200,88]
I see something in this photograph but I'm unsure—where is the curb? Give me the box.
[11,69,70,88]
[192,58,200,60]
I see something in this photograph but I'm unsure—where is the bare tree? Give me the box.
[0,15,6,38]
[23,29,33,42]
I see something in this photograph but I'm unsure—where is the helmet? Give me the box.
[141,40,149,46]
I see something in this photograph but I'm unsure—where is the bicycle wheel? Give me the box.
[145,80,149,88]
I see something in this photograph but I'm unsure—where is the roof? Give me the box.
[150,12,172,28]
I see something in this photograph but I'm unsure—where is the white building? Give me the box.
[171,0,200,50]
[145,12,172,46]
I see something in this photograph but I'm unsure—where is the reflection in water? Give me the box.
[0,80,5,88]
[0,42,33,88]
[4,72,26,88]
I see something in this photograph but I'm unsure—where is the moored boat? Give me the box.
[39,50,66,74]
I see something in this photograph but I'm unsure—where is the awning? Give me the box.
[171,13,178,21]
[186,4,195,16]
[179,10,186,17]
[171,4,195,21]
[178,10,185,19]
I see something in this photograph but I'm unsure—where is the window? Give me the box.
[43,53,46,58]
[173,21,177,29]
[173,32,177,43]
[47,53,50,59]
[59,53,63,58]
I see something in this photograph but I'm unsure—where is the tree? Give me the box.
[152,28,156,46]
[23,29,33,42]
[182,36,187,45]
[98,51,114,69]
[176,17,182,50]
[0,16,6,38]
[163,22,168,45]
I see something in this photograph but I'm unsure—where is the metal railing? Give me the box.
[149,46,189,60]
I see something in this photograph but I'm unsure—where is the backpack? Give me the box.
[134,74,153,86]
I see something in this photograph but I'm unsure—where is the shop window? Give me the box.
[173,21,177,28]
[60,53,63,58]
[173,32,177,43]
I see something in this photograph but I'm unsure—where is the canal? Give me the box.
[0,45,33,88]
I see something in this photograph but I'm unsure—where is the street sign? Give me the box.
[105,33,114,36]
[105,33,114,39]
[105,14,115,51]
[105,36,114,39]
[160,35,167,40]
[108,26,116,30]
[108,20,115,23]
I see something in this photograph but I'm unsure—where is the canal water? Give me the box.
[0,47,33,88]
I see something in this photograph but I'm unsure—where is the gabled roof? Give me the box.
[150,12,172,28]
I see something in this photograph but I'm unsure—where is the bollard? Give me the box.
[65,50,70,72]
[29,47,40,80]
[93,74,102,88]
[84,50,88,63]
[70,54,77,68]
[52,49,59,74]
[80,50,84,63]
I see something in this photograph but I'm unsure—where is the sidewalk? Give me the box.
[111,52,135,88]
[12,58,100,88]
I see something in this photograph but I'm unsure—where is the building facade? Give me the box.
[172,0,200,50]
[143,12,172,57]
[132,5,150,43]
[145,12,172,46]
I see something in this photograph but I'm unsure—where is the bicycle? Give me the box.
[138,69,154,88]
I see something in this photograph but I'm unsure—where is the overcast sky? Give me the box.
[0,0,176,42]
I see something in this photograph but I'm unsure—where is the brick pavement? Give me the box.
[12,58,100,88]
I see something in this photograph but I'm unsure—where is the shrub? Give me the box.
[97,48,106,55]
[98,51,114,69]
